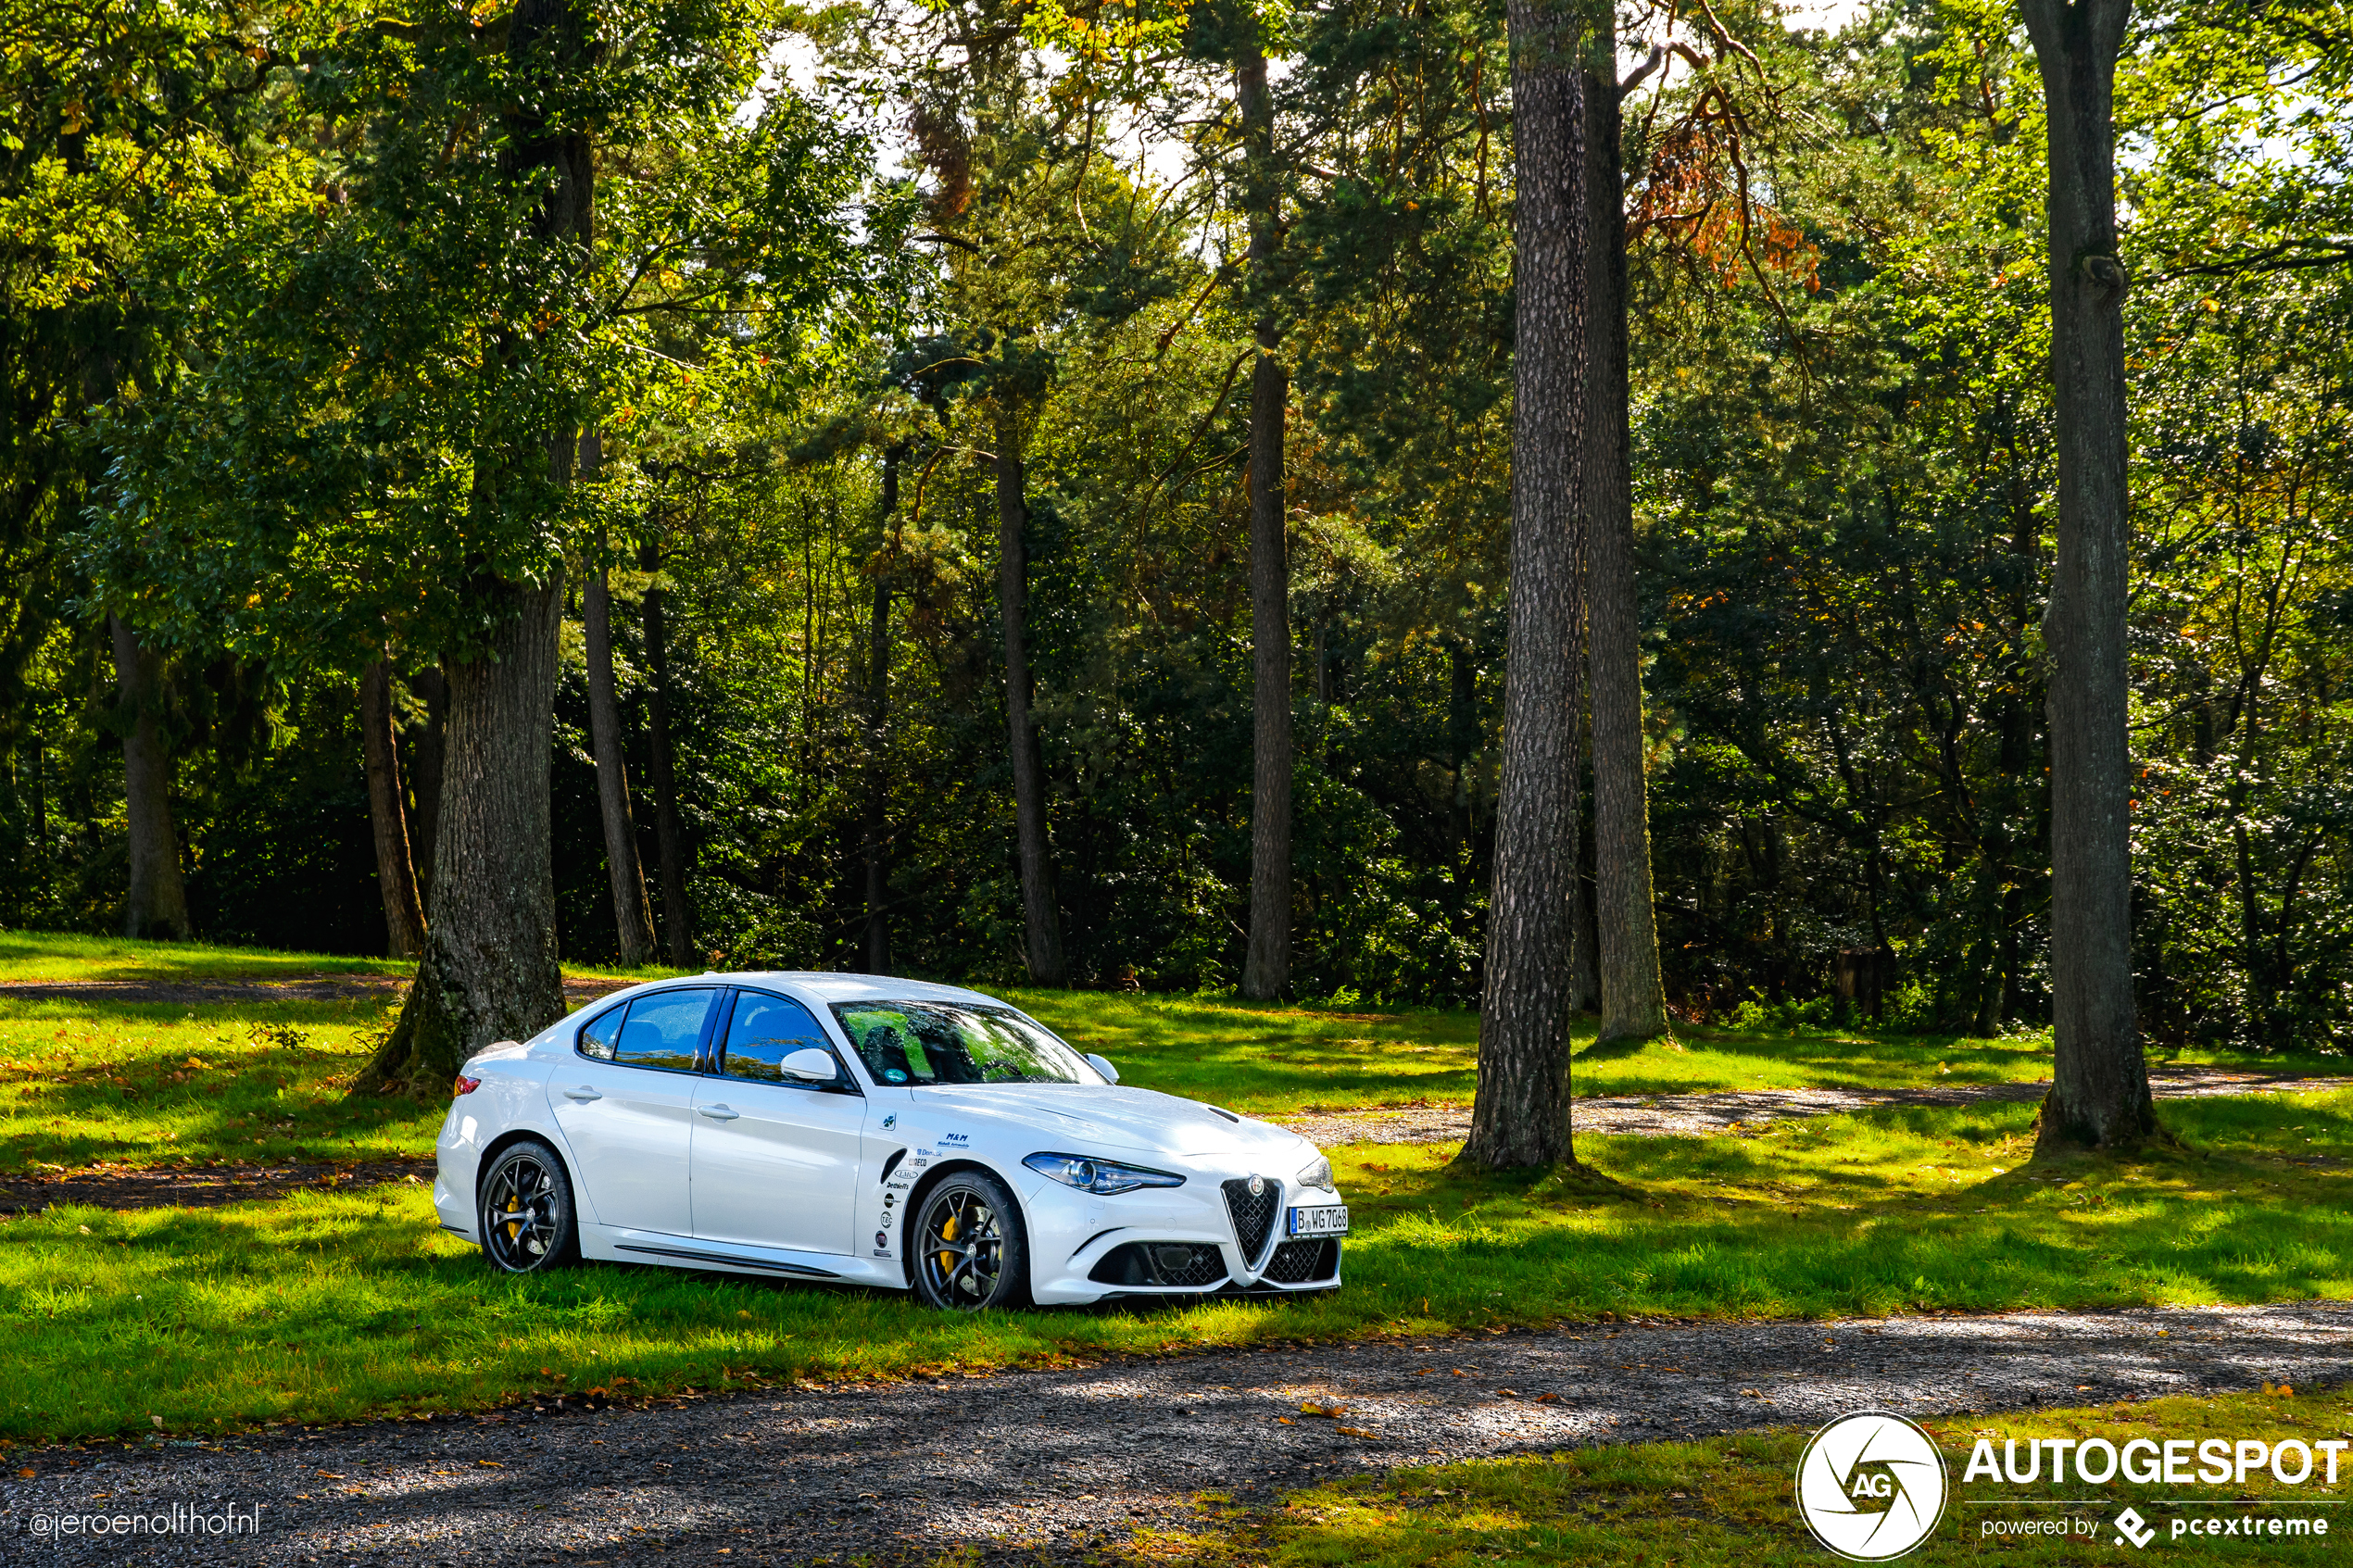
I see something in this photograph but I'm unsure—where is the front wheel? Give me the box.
[479,1138,580,1274]
[911,1171,1029,1311]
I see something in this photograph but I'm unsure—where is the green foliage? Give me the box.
[0,0,2346,1042]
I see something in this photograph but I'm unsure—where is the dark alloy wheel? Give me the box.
[479,1139,580,1274]
[912,1171,1029,1311]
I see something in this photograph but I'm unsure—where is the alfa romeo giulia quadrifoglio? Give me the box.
[432,973,1348,1309]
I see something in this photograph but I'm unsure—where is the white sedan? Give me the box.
[432,972,1348,1309]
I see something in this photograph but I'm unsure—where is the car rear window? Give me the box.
[577,987,712,1072]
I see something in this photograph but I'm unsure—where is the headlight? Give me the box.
[1296,1154,1334,1190]
[1023,1152,1185,1196]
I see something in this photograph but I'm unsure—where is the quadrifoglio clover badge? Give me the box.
[1795,1411,1951,1561]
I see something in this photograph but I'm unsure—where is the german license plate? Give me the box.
[1288,1204,1349,1237]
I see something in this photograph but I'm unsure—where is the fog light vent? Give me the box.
[1088,1241,1228,1288]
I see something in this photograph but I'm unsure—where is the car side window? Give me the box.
[611,988,713,1072]
[721,990,849,1089]
[576,1003,624,1061]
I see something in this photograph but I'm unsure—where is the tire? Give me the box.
[910,1169,1030,1311]
[478,1138,580,1275]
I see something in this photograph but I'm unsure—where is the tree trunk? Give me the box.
[2020,0,2153,1152]
[357,0,586,1093]
[1238,44,1293,1002]
[995,406,1068,985]
[358,589,568,1093]
[360,656,427,960]
[109,613,190,940]
[642,548,694,967]
[1572,777,1602,1012]
[1581,26,1669,1043]
[409,664,447,912]
[1458,0,1586,1173]
[585,537,657,969]
[862,445,903,976]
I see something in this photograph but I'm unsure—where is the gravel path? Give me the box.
[7,1300,2351,1565]
[1278,1067,2353,1145]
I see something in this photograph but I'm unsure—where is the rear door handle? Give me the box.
[563,1086,603,1102]
[698,1105,740,1121]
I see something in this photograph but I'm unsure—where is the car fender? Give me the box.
[893,1152,1034,1286]
[435,1057,560,1233]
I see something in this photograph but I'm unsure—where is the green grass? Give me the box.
[0,940,682,1170]
[1210,1386,2353,1567]
[3,1094,2348,1443]
[3,932,2349,1444]
[1003,990,2337,1114]
[0,997,445,1169]
[0,931,415,985]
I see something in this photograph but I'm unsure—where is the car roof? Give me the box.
[668,972,1012,1009]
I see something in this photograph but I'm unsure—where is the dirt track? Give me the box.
[1277,1066,2353,1145]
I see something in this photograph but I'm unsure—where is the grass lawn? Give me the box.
[3,1094,2348,1442]
[1007,991,2336,1115]
[1206,1385,2352,1566]
[2,932,2348,1444]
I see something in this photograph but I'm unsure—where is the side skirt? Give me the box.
[578,1223,909,1290]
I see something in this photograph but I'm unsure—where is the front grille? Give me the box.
[1262,1237,1340,1285]
[1222,1177,1277,1262]
[1087,1241,1227,1288]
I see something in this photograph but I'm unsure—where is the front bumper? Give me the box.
[1019,1163,1345,1306]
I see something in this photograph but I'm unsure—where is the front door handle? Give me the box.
[563,1086,603,1102]
[698,1104,741,1121]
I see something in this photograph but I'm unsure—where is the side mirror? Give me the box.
[1085,1052,1120,1085]
[780,1047,837,1083]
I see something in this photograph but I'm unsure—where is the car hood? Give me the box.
[910,1085,1308,1161]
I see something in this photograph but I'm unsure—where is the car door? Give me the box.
[547,986,715,1236]
[688,988,867,1256]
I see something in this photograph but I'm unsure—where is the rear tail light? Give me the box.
[453,1075,482,1096]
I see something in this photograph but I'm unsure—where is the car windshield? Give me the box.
[831,1001,1100,1086]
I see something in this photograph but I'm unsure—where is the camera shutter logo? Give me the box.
[1795,1411,1948,1561]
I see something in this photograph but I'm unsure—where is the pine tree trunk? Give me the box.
[2020,0,2153,1150]
[1238,44,1293,1002]
[862,445,902,976]
[357,0,585,1093]
[1572,772,1602,1012]
[109,614,189,940]
[409,665,447,913]
[585,539,656,969]
[1581,30,1669,1043]
[642,554,694,967]
[360,656,427,960]
[995,406,1068,985]
[1458,0,1586,1173]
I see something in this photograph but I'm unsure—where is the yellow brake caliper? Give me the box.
[936,1211,959,1273]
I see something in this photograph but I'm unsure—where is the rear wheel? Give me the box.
[479,1138,579,1274]
[912,1170,1029,1311]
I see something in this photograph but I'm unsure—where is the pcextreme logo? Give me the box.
[1795,1411,1950,1561]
